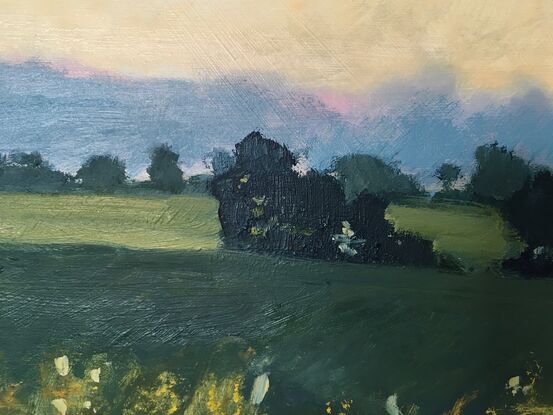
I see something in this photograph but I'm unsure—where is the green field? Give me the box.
[0,193,221,250]
[386,198,525,270]
[0,193,523,271]
[0,193,550,414]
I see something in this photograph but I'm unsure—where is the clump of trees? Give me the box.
[0,151,73,192]
[468,143,531,203]
[440,142,553,276]
[0,144,203,195]
[211,131,434,266]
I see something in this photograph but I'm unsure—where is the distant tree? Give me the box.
[435,163,462,192]
[469,143,530,202]
[76,155,127,191]
[0,151,73,193]
[207,148,235,176]
[13,151,44,168]
[147,144,184,193]
[333,154,423,202]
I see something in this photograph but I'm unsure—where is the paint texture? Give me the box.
[2,1,553,414]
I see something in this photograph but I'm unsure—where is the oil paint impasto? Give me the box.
[1,1,553,414]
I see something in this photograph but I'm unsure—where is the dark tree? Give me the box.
[333,154,423,202]
[211,131,434,266]
[469,143,530,202]
[503,170,553,248]
[435,163,462,192]
[76,155,127,191]
[502,170,553,276]
[147,144,184,193]
[0,152,73,193]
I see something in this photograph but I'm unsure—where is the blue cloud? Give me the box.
[1,61,552,183]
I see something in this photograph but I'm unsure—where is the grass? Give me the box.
[0,193,525,270]
[0,193,221,250]
[386,198,525,270]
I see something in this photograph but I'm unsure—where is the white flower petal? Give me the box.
[54,356,70,377]
[250,373,270,405]
[51,398,68,415]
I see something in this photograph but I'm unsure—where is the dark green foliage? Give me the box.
[333,154,423,202]
[147,144,184,193]
[503,170,553,248]
[435,163,462,192]
[0,152,73,193]
[13,151,44,168]
[212,132,434,266]
[501,170,553,276]
[347,192,435,265]
[469,143,530,202]
[76,155,127,192]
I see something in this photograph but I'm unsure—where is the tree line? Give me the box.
[210,132,553,274]
[0,144,206,194]
[2,132,552,274]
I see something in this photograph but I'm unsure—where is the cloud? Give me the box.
[1,61,552,185]
[1,1,553,93]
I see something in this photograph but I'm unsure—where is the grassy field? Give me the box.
[0,193,221,250]
[386,198,525,270]
[0,194,548,413]
[0,193,523,270]
[1,245,552,414]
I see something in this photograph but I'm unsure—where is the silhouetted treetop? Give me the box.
[76,154,127,191]
[234,131,296,173]
[435,163,462,192]
[470,143,530,202]
[333,154,423,202]
[13,151,45,168]
[147,144,184,193]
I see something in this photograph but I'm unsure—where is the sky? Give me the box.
[1,1,553,182]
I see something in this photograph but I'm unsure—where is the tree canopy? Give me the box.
[469,143,530,202]
[333,154,423,202]
[76,155,127,191]
[147,144,184,193]
[435,163,462,192]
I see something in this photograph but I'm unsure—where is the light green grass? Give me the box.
[0,193,525,268]
[386,199,525,269]
[0,193,221,250]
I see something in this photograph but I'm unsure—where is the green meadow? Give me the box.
[0,193,220,250]
[386,198,525,270]
[0,193,523,270]
[0,193,551,414]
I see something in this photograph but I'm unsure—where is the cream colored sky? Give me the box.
[1,0,552,92]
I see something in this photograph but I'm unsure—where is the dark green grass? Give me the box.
[1,244,552,413]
